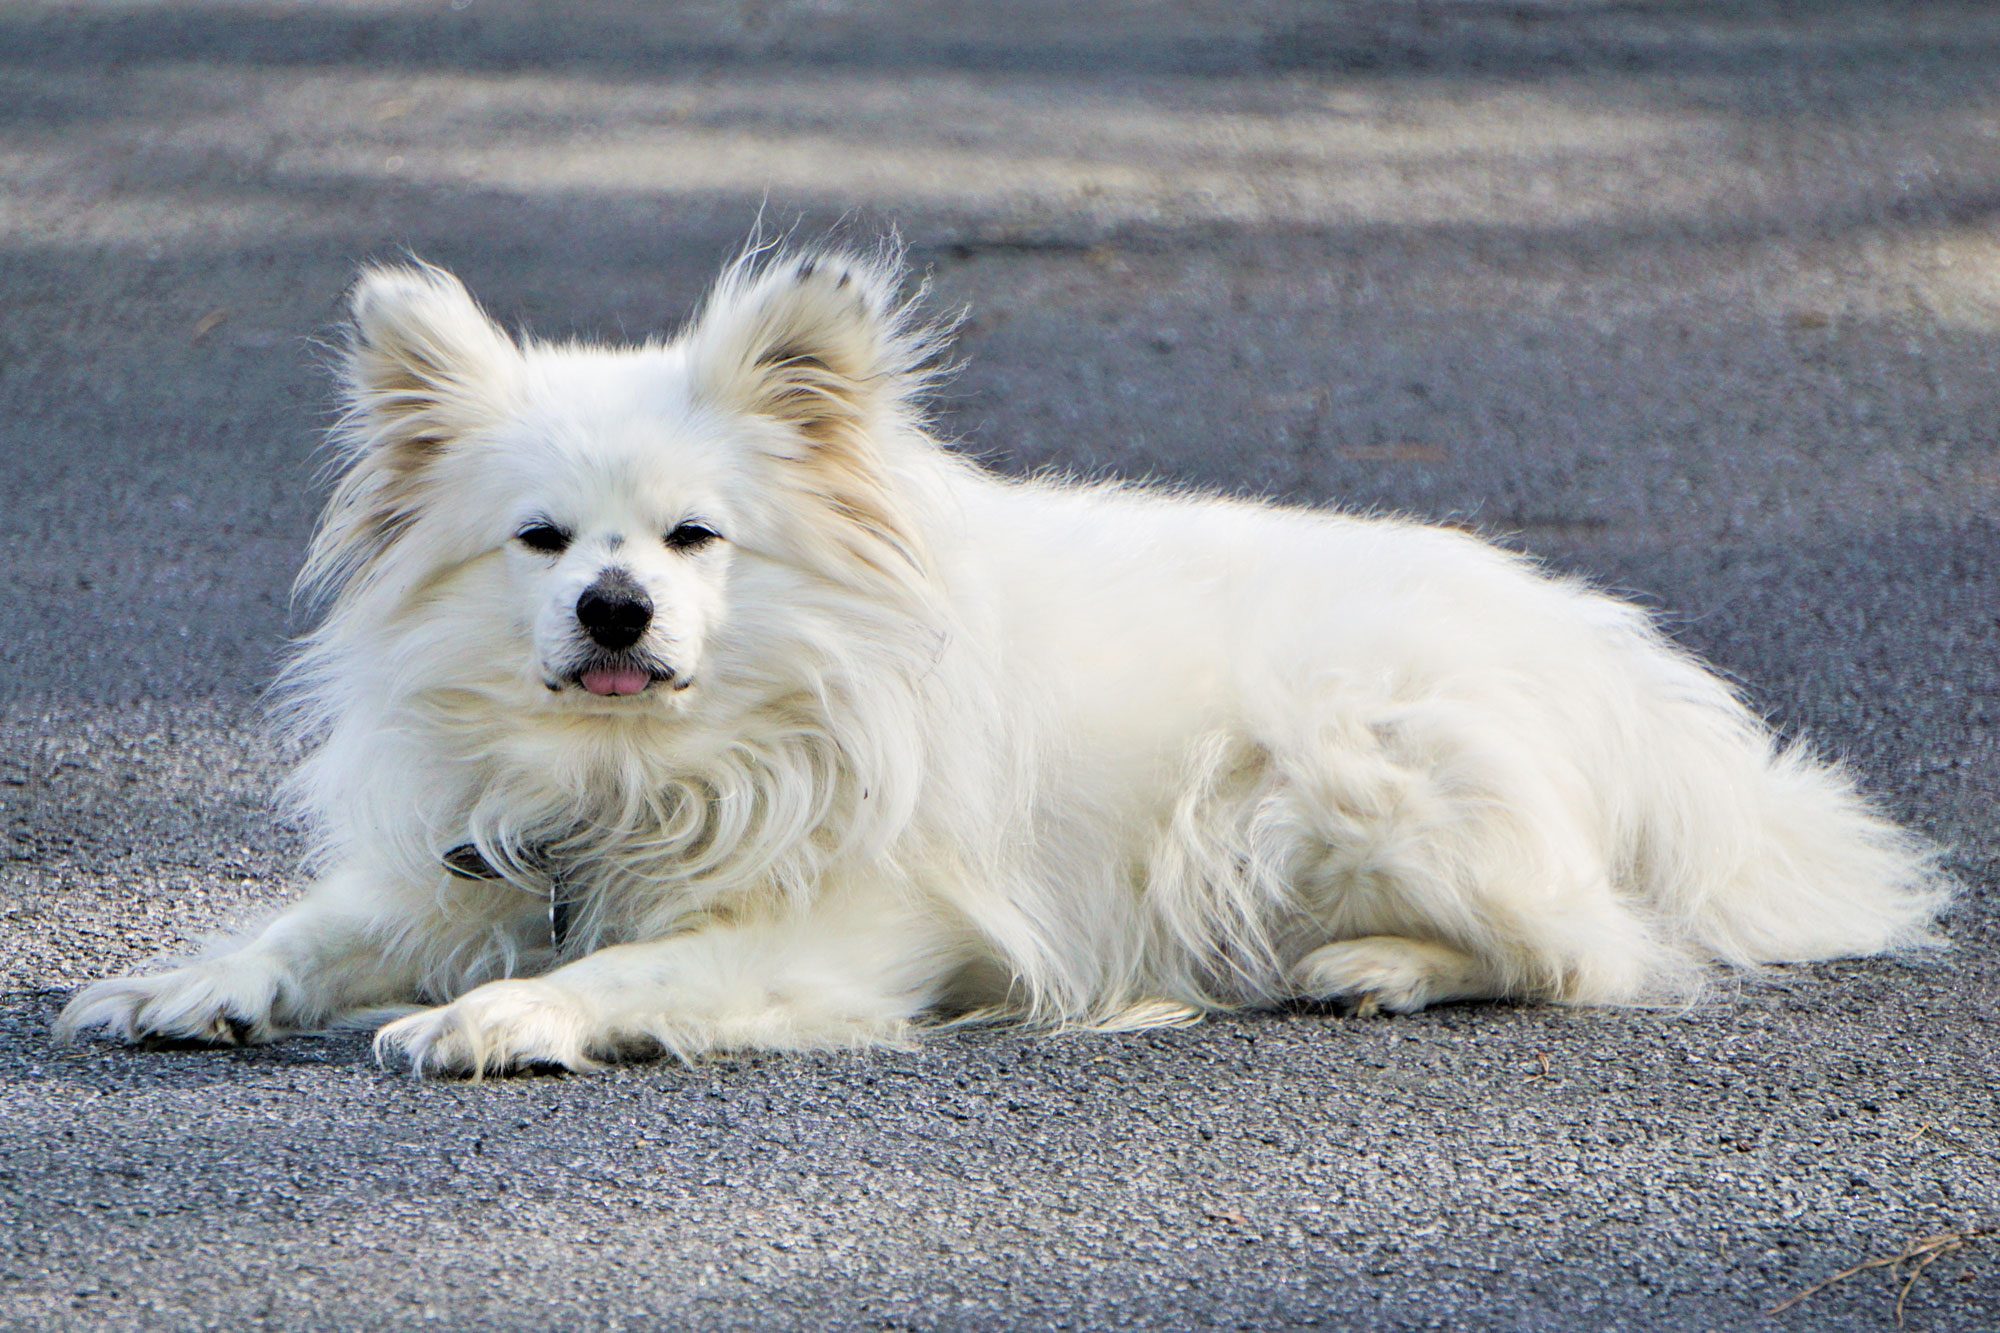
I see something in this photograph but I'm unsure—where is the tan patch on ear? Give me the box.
[803,463,922,585]
[751,346,861,448]
[309,389,474,602]
[764,397,925,590]
[684,247,959,598]
[299,446,445,608]
[302,263,518,607]
[734,291,932,585]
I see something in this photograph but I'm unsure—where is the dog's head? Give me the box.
[305,248,946,718]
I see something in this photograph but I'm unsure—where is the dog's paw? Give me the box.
[1293,936,1491,1016]
[57,960,283,1047]
[373,979,601,1078]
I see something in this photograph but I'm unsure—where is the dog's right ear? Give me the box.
[341,262,520,458]
[305,265,521,606]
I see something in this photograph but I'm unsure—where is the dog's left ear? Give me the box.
[680,249,949,591]
[682,250,940,447]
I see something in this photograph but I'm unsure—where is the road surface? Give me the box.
[2,2,1995,1327]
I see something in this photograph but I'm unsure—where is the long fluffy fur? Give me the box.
[57,241,1948,1075]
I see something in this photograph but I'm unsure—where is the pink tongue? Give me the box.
[581,666,651,697]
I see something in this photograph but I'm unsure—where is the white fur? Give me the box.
[58,241,1949,1076]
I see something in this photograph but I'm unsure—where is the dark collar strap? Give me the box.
[442,842,507,881]
[442,842,573,950]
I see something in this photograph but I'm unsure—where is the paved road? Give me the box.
[3,2,1996,1327]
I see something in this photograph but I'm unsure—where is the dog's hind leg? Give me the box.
[1251,691,1691,1012]
[1291,935,1504,1015]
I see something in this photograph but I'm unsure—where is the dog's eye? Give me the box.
[665,522,722,552]
[515,523,571,555]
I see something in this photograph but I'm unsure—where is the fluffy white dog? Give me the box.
[59,243,1947,1074]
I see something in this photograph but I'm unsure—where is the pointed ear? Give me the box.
[681,249,942,447]
[342,261,519,457]
[681,248,951,592]
[304,264,520,606]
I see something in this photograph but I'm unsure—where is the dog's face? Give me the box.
[309,250,939,719]
[486,382,744,703]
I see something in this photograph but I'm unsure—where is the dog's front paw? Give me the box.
[374,979,601,1078]
[57,961,283,1047]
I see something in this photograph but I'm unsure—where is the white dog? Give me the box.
[59,243,1947,1075]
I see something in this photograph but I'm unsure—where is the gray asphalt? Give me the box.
[3,2,1997,1328]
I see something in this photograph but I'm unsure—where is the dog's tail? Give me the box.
[1627,662,1949,967]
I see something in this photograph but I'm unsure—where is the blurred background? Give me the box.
[2,2,1996,1327]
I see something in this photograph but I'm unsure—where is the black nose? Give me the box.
[575,572,653,651]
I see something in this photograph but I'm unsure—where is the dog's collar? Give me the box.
[442,843,574,952]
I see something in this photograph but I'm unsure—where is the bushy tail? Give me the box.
[1636,700,1949,967]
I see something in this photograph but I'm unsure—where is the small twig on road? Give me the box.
[1895,1243,1955,1328]
[190,307,229,341]
[1767,1227,1994,1325]
[1898,1121,1993,1162]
